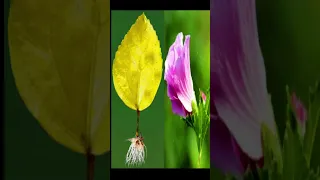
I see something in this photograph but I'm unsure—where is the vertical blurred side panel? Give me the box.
[6,0,111,179]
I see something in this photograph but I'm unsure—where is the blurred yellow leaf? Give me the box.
[8,0,110,155]
[112,13,163,111]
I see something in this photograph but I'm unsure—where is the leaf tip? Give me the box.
[137,12,149,24]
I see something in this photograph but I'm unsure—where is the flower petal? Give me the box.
[167,84,178,100]
[201,91,207,102]
[183,35,195,101]
[175,32,184,47]
[164,33,196,114]
[211,0,276,159]
[291,92,307,124]
[171,99,187,118]
[167,83,188,117]
[211,117,246,175]
[164,32,184,78]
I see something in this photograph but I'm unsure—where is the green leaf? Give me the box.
[306,167,320,180]
[282,86,308,180]
[261,122,283,175]
[194,90,210,144]
[189,89,210,168]
[182,116,194,128]
[304,81,320,166]
[268,160,282,180]
[282,120,308,180]
[8,0,110,155]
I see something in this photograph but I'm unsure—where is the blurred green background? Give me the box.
[4,0,110,179]
[256,0,320,168]
[164,11,210,168]
[111,10,165,168]
[211,1,320,179]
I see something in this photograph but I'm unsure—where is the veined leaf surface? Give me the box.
[112,13,163,111]
[8,0,110,155]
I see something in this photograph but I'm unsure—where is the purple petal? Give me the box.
[164,33,196,114]
[167,84,187,117]
[211,116,265,176]
[174,35,195,112]
[171,99,187,118]
[211,117,246,175]
[164,32,184,79]
[211,0,276,159]
[167,84,178,100]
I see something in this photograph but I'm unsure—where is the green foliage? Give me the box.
[193,89,210,152]
[241,83,320,180]
[182,89,210,168]
[304,82,320,166]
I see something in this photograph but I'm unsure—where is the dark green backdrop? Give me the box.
[111,10,165,168]
[4,0,110,179]
[256,0,320,168]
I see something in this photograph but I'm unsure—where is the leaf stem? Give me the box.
[136,110,140,137]
[86,150,95,180]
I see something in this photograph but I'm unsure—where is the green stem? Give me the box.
[196,134,203,168]
[198,148,202,168]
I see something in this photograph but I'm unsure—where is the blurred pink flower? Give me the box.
[291,92,307,135]
[210,0,276,175]
[291,92,307,124]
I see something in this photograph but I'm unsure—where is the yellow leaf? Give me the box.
[8,0,110,155]
[112,13,163,111]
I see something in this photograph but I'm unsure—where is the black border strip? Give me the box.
[111,0,210,10]
[111,169,210,179]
